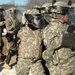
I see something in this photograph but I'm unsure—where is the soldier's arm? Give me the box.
[5,18,14,33]
[0,21,5,26]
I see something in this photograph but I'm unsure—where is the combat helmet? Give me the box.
[41,3,52,13]
[32,5,41,13]
[25,9,45,29]
[8,7,21,15]
[71,3,75,14]
[8,7,21,19]
[32,5,40,9]
[52,1,69,14]
[22,9,31,24]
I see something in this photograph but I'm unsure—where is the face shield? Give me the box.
[25,14,45,29]
[52,6,68,15]
[32,14,45,29]
[68,7,74,25]
[51,6,69,19]
[16,10,22,22]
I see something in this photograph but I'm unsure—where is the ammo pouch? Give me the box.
[53,48,73,65]
[53,50,59,65]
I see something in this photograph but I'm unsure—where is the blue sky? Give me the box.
[0,0,28,5]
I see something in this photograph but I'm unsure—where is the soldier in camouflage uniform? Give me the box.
[42,3,52,13]
[0,6,6,61]
[42,1,75,75]
[15,9,46,75]
[3,7,21,69]
[41,3,53,24]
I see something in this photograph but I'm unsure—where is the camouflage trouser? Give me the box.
[46,54,75,75]
[5,39,18,64]
[15,58,46,75]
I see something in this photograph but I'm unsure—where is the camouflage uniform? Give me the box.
[16,9,46,75]
[3,7,20,68]
[0,6,6,58]
[41,3,52,23]
[42,1,75,75]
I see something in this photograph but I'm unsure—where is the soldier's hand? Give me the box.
[0,21,5,26]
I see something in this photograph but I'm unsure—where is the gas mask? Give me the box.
[25,14,45,29]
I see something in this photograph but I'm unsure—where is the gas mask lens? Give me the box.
[32,14,45,29]
[33,14,42,20]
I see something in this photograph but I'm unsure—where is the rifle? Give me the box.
[6,23,23,42]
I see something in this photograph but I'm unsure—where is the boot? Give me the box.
[3,62,11,69]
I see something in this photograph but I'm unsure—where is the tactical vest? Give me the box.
[18,25,43,59]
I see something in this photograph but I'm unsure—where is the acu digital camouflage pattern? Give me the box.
[15,9,46,75]
[42,1,75,73]
[42,1,75,74]
[16,24,46,75]
[41,3,53,23]
[18,26,42,58]
[53,1,68,7]
[5,7,20,50]
[43,18,68,51]
[42,17,75,75]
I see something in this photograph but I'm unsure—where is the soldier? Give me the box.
[3,7,21,69]
[0,6,6,62]
[41,3,53,23]
[42,1,75,75]
[15,9,46,75]
[42,3,52,13]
